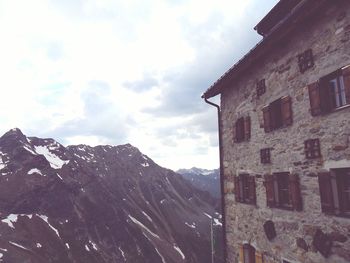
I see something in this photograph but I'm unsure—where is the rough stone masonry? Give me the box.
[218,1,350,263]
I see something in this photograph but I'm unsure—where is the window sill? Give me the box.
[324,212,350,219]
[332,104,350,113]
[264,124,292,134]
[234,140,250,144]
[268,205,294,211]
[236,200,256,206]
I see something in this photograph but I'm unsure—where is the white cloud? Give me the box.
[0,0,279,170]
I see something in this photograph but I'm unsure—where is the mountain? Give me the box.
[177,168,220,199]
[0,128,222,263]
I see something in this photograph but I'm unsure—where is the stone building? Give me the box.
[202,0,350,262]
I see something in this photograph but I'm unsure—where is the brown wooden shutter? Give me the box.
[281,96,292,126]
[342,65,350,104]
[308,82,322,116]
[248,176,256,205]
[262,106,271,133]
[318,172,335,214]
[249,246,256,263]
[319,78,333,113]
[264,174,275,207]
[234,176,241,202]
[289,174,302,211]
[244,116,251,140]
[255,251,264,263]
[235,118,244,142]
[234,120,239,142]
[238,244,244,263]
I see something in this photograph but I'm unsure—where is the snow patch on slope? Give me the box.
[118,247,126,261]
[9,241,29,250]
[174,245,185,260]
[128,215,159,239]
[38,215,60,238]
[34,146,69,169]
[28,168,43,176]
[1,214,33,229]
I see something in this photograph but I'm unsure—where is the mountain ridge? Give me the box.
[0,128,222,263]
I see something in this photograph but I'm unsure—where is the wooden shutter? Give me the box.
[319,78,333,113]
[289,174,302,211]
[318,172,335,214]
[238,244,244,263]
[244,116,251,140]
[342,65,350,104]
[248,176,256,205]
[235,118,244,142]
[281,96,292,126]
[262,106,271,133]
[264,174,275,207]
[255,251,264,263]
[248,246,255,263]
[308,82,322,116]
[234,176,241,202]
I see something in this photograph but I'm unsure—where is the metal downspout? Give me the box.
[204,97,227,263]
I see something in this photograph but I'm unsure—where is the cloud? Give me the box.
[30,80,132,146]
[0,0,279,169]
[47,42,64,61]
[123,74,159,92]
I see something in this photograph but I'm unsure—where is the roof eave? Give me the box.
[202,0,327,100]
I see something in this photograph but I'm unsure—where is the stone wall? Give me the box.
[220,2,350,263]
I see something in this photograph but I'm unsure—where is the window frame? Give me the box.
[256,79,266,97]
[318,168,350,218]
[262,96,293,133]
[234,116,251,143]
[234,174,256,205]
[264,173,302,211]
[243,244,256,263]
[260,148,271,164]
[308,65,350,116]
[304,139,321,159]
[297,49,314,73]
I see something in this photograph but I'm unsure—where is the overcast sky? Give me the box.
[0,0,278,170]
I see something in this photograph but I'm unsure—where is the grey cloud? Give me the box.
[47,42,64,61]
[124,75,159,92]
[32,80,131,146]
[142,0,279,119]
[143,31,261,118]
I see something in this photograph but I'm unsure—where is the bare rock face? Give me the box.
[0,128,221,263]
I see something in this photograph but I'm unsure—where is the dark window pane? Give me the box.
[275,172,290,208]
[336,168,350,214]
[243,244,256,263]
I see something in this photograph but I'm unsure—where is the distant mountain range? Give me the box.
[0,128,222,263]
[177,167,220,199]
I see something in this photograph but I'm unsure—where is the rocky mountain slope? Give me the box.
[0,128,221,263]
[177,168,220,199]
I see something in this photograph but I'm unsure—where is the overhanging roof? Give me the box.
[254,0,303,36]
[202,0,329,99]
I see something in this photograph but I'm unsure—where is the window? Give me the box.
[243,244,255,263]
[264,173,302,211]
[234,116,251,142]
[308,65,350,116]
[260,148,271,164]
[262,96,292,132]
[304,139,321,159]
[257,79,266,97]
[318,168,350,217]
[234,174,256,205]
[297,49,314,73]
[238,244,255,263]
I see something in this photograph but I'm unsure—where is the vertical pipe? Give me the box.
[211,218,214,263]
[204,97,227,263]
